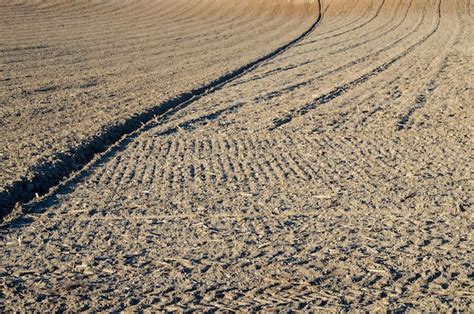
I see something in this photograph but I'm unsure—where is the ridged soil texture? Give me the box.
[0,0,472,312]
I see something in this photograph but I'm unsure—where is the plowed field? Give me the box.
[1,0,472,311]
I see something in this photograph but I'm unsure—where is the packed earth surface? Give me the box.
[1,0,473,311]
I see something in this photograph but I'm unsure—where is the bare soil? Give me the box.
[0,0,472,311]
[0,0,317,215]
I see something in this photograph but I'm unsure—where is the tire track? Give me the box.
[150,0,425,134]
[251,0,428,106]
[292,0,386,53]
[297,0,379,47]
[231,0,409,89]
[270,0,442,130]
[331,0,411,54]
[300,23,444,134]
[0,0,322,220]
[317,0,457,133]
[396,1,461,131]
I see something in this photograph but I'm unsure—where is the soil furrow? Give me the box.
[270,0,442,130]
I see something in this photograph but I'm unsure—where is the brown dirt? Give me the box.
[0,0,473,311]
[0,0,318,215]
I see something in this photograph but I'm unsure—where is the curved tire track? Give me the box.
[270,0,442,130]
